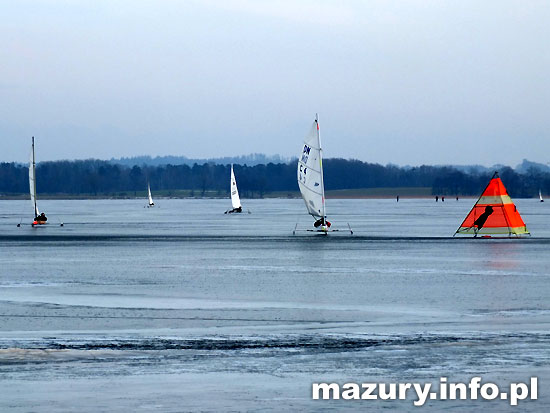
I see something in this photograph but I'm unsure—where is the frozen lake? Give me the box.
[0,198,549,411]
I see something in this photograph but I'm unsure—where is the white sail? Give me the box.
[230,164,241,209]
[297,115,325,220]
[29,137,39,217]
[540,189,544,202]
[147,183,154,205]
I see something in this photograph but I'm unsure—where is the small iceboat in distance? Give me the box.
[539,189,544,203]
[147,182,155,207]
[225,164,247,214]
[29,136,47,226]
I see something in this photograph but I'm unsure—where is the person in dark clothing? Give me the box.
[225,206,242,214]
[314,218,331,228]
[35,212,47,222]
[473,206,494,234]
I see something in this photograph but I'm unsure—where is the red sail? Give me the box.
[455,172,529,237]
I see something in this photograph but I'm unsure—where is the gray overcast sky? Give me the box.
[1,0,549,166]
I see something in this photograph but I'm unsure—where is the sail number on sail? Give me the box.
[298,145,311,185]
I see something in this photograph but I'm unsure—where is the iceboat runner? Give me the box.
[454,171,529,238]
[295,114,352,235]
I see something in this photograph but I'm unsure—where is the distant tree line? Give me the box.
[111,153,290,167]
[0,159,549,197]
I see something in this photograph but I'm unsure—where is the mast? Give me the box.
[316,113,326,222]
[31,136,37,217]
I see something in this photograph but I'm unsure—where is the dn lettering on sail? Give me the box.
[301,145,311,163]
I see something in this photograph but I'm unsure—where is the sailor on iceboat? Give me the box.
[313,218,331,228]
[226,206,243,214]
[34,212,47,224]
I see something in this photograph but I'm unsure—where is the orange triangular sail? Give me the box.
[455,172,529,237]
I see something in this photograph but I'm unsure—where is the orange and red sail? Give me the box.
[455,172,529,237]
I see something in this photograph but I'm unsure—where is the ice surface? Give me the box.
[0,198,549,411]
